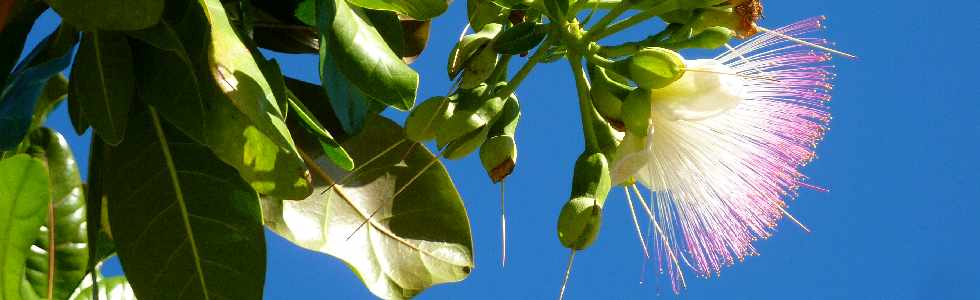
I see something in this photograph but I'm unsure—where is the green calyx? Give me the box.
[460,45,499,89]
[621,88,653,136]
[660,26,734,50]
[557,196,603,250]
[570,152,612,203]
[588,65,634,125]
[617,47,686,90]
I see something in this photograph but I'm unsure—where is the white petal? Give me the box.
[650,59,745,121]
[609,131,652,185]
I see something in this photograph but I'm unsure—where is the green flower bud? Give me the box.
[436,86,505,148]
[405,96,454,142]
[622,88,653,136]
[443,125,491,160]
[571,152,612,203]
[557,196,603,250]
[493,22,548,55]
[617,47,686,90]
[479,135,517,182]
[588,65,634,125]
[460,45,498,89]
[448,23,503,79]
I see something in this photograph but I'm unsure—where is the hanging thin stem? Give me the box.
[558,249,577,300]
[582,0,631,41]
[500,180,508,267]
[568,54,600,153]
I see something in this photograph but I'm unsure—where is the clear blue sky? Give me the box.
[23,0,980,298]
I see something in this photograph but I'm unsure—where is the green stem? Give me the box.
[488,54,513,84]
[568,53,600,153]
[581,0,631,41]
[585,53,616,69]
[593,1,677,40]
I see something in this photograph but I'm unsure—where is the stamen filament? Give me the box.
[755,25,857,59]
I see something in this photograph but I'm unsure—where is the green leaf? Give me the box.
[0,154,50,300]
[83,139,115,300]
[0,0,46,89]
[22,128,89,300]
[128,2,313,200]
[105,106,266,300]
[317,0,419,111]
[0,25,76,151]
[69,31,134,145]
[363,10,405,57]
[31,74,69,131]
[46,0,163,30]
[401,20,431,63]
[69,276,135,300]
[263,115,474,300]
[286,89,354,171]
[318,41,371,134]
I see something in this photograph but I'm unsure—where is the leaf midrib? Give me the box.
[298,149,466,267]
[149,108,210,299]
[91,31,118,135]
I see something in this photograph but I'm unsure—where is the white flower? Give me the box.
[611,17,836,288]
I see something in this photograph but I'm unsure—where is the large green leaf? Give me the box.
[0,25,76,151]
[21,128,89,300]
[0,0,46,89]
[126,2,313,200]
[263,116,474,300]
[318,44,371,134]
[46,0,163,30]
[69,31,134,145]
[346,0,448,20]
[105,106,266,300]
[317,0,419,111]
[68,276,134,300]
[0,154,50,300]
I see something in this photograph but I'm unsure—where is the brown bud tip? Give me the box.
[734,0,763,38]
[489,158,516,183]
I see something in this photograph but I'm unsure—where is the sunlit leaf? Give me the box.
[21,128,89,300]
[69,275,135,300]
[0,154,50,300]
[264,116,473,300]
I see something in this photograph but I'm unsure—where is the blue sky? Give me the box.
[23,0,980,299]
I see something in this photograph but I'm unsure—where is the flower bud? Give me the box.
[448,23,503,79]
[616,47,686,90]
[621,88,653,136]
[557,196,603,250]
[443,125,491,160]
[588,65,633,125]
[479,135,517,182]
[436,85,505,148]
[460,45,498,89]
[405,96,454,142]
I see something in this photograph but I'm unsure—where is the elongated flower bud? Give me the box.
[436,84,500,147]
[588,65,633,125]
[661,27,735,50]
[570,152,612,203]
[480,95,521,181]
[443,125,491,160]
